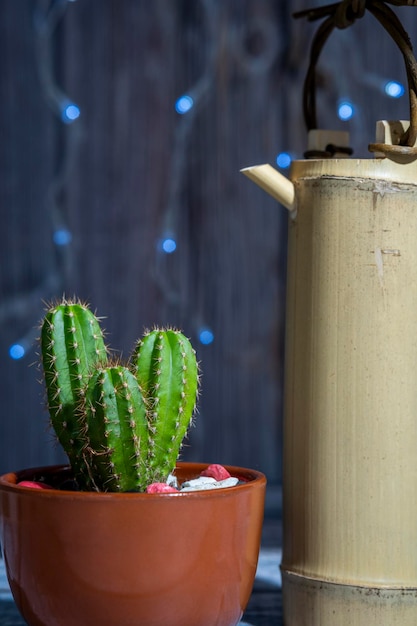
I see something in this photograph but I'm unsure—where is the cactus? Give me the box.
[40,298,199,492]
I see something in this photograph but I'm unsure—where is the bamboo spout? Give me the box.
[241,163,296,214]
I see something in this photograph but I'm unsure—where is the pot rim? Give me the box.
[0,461,266,499]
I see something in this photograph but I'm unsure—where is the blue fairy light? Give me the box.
[198,328,214,345]
[9,344,25,360]
[384,81,405,99]
[276,152,292,169]
[337,101,355,121]
[175,95,194,114]
[61,103,80,124]
[53,228,72,246]
[161,238,177,254]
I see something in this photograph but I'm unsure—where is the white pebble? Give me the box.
[181,477,217,489]
[217,477,239,488]
[166,473,178,488]
[180,476,239,492]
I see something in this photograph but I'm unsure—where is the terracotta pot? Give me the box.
[0,462,266,626]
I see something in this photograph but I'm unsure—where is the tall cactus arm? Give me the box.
[40,301,108,472]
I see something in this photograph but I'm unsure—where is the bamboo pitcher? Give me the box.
[242,2,417,621]
[244,146,417,624]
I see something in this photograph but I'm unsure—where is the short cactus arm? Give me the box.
[133,329,199,483]
[82,365,150,492]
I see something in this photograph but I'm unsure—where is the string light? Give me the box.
[6,0,80,359]
[337,100,355,121]
[175,95,194,114]
[276,152,292,169]
[53,228,72,246]
[9,344,26,360]
[154,1,218,329]
[384,80,405,98]
[198,328,214,345]
[61,102,81,123]
[161,237,177,254]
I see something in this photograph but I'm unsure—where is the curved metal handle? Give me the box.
[295,0,417,156]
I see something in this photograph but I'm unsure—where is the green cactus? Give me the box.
[40,300,108,486]
[40,298,199,492]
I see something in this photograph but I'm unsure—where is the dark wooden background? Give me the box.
[0,0,415,484]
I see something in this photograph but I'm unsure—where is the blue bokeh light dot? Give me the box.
[175,95,194,114]
[53,229,72,246]
[9,344,25,360]
[384,81,405,99]
[162,238,177,254]
[61,103,80,124]
[337,101,355,121]
[276,152,292,169]
[199,328,214,345]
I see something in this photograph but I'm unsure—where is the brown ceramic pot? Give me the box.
[0,461,266,626]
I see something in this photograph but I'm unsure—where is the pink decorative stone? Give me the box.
[146,483,178,494]
[200,464,231,481]
[17,481,54,490]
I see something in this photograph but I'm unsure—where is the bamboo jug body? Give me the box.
[280,157,417,623]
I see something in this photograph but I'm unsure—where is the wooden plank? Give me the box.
[0,0,416,483]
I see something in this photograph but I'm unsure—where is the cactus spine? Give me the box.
[40,299,199,492]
